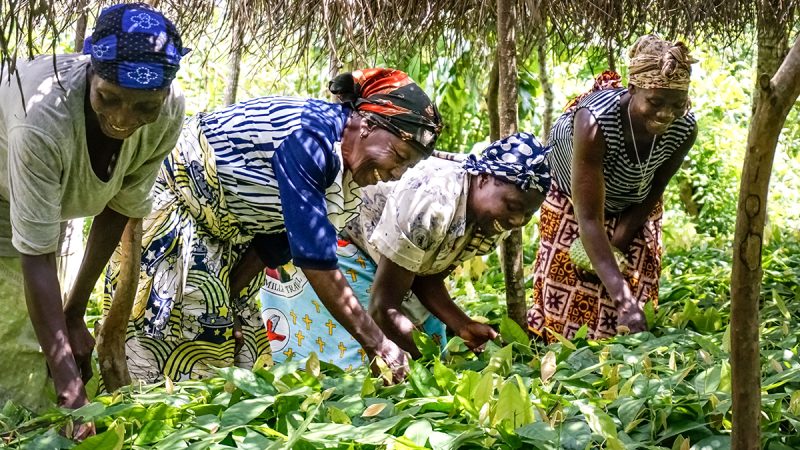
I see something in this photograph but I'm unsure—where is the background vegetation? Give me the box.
[1,13,800,450]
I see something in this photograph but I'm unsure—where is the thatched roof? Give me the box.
[1,0,797,78]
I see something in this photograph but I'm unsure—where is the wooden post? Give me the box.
[497,0,526,328]
[73,0,88,53]
[730,29,800,450]
[534,12,553,140]
[222,5,243,106]
[96,219,142,391]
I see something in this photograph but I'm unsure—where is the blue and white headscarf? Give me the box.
[464,132,552,193]
[83,3,188,90]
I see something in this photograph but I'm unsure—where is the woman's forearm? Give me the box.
[577,219,629,302]
[611,191,662,250]
[302,268,386,351]
[63,207,128,320]
[411,275,470,332]
[20,253,83,403]
[369,258,418,356]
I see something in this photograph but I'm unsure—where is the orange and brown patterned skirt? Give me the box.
[527,182,663,342]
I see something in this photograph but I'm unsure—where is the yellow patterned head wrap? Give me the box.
[628,34,697,91]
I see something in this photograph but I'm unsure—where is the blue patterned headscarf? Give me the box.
[83,3,187,90]
[464,132,552,193]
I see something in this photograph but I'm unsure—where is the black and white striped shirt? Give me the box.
[547,88,696,213]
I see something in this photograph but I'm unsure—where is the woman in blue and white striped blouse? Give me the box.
[527,35,699,342]
[105,69,442,384]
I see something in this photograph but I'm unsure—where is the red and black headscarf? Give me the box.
[329,68,443,156]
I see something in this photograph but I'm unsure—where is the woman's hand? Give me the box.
[65,315,96,384]
[457,321,498,353]
[367,338,409,383]
[615,285,647,333]
[59,381,96,442]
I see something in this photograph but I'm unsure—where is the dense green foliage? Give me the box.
[2,232,800,449]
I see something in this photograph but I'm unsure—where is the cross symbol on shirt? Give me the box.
[302,314,312,330]
[326,319,337,335]
[295,330,305,346]
[355,256,367,268]
[289,310,297,325]
[346,268,358,282]
[311,300,321,313]
[338,342,346,358]
[357,348,367,362]
[283,348,295,359]
[316,337,325,352]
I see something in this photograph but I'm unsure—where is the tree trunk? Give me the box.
[535,22,553,140]
[730,21,800,450]
[97,219,142,391]
[606,36,616,73]
[497,0,526,329]
[222,6,243,106]
[73,0,87,53]
[487,57,499,141]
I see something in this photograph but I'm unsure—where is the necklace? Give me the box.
[627,100,656,196]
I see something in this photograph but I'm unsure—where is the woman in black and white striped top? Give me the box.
[527,35,699,342]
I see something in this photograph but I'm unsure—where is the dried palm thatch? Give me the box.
[6,0,795,77]
[1,0,798,91]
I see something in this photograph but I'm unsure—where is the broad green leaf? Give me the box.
[492,375,533,428]
[693,365,722,395]
[616,397,647,425]
[217,367,276,397]
[573,324,589,340]
[789,390,800,415]
[577,401,617,441]
[468,371,492,412]
[517,421,558,447]
[392,436,433,450]
[671,435,688,450]
[134,419,174,445]
[239,429,274,449]
[221,396,275,426]
[690,435,731,450]
[306,352,321,378]
[73,421,124,450]
[361,375,377,397]
[368,354,392,385]
[444,336,469,353]
[482,344,513,376]
[326,404,351,424]
[721,325,731,353]
[606,436,626,450]
[69,402,106,421]
[644,301,656,330]
[772,289,791,319]
[546,328,577,351]
[500,316,529,346]
[412,330,441,361]
[403,419,433,446]
[409,359,440,396]
[433,358,457,392]
[540,351,557,384]
[454,370,481,416]
[556,420,592,450]
[20,429,74,450]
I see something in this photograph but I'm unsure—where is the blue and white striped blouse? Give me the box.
[547,88,696,213]
[195,96,352,269]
